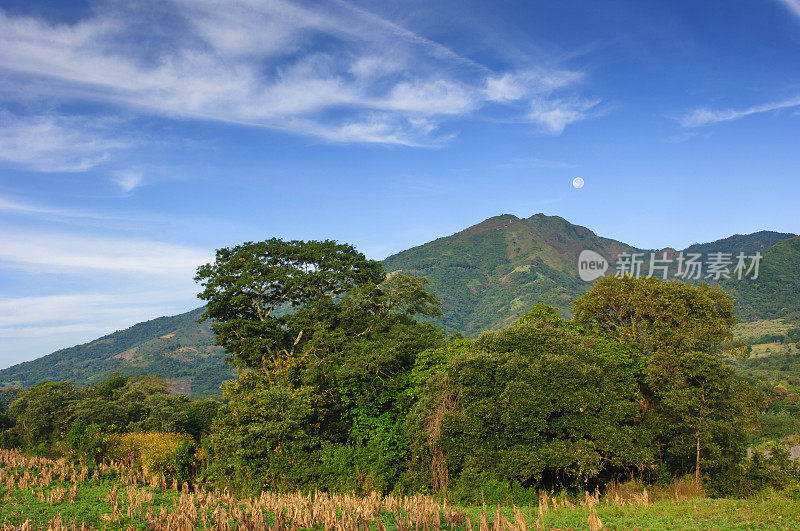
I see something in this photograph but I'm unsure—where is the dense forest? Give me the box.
[2,237,799,515]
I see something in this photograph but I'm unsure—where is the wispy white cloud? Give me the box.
[0,293,173,329]
[0,112,128,172]
[679,96,800,127]
[484,70,584,103]
[0,194,185,229]
[0,231,211,275]
[332,0,491,72]
[0,1,594,146]
[776,0,800,20]
[0,195,95,218]
[283,115,449,147]
[114,171,144,192]
[527,97,601,134]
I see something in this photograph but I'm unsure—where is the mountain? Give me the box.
[382,213,638,335]
[0,308,233,397]
[720,236,800,321]
[0,214,795,394]
[383,216,797,334]
[683,231,796,256]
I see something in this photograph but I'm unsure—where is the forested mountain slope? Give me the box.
[0,308,232,397]
[382,213,639,334]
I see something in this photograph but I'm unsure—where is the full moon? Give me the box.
[572,177,585,189]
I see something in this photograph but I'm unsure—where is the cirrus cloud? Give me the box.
[0,0,596,146]
[0,112,129,172]
[679,96,800,127]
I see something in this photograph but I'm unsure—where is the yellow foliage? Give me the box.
[105,432,193,476]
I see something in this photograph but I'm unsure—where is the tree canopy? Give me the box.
[195,239,384,369]
[197,238,445,493]
[409,306,652,497]
[572,276,738,356]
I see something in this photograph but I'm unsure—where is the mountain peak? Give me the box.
[457,214,520,236]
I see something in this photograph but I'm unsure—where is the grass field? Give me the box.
[3,449,800,530]
[732,318,800,359]
[750,341,800,357]
[734,319,794,341]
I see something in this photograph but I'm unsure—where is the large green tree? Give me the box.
[9,382,83,450]
[199,239,444,492]
[646,351,758,481]
[572,276,739,356]
[574,277,759,488]
[410,306,652,496]
[195,238,384,369]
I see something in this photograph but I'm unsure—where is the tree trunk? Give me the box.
[695,430,701,479]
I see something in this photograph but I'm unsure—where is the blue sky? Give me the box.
[1,0,799,367]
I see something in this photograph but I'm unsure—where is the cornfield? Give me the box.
[1,448,707,530]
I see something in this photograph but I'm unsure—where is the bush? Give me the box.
[312,444,373,494]
[446,469,537,505]
[65,421,104,461]
[733,443,800,497]
[0,403,19,449]
[784,482,800,501]
[106,431,195,480]
[410,312,652,494]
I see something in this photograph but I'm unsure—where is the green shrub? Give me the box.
[446,469,537,505]
[65,420,104,461]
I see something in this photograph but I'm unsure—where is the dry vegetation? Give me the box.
[2,449,800,530]
[734,319,793,343]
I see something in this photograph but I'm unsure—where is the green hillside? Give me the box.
[683,231,796,256]
[720,236,800,321]
[0,308,233,397]
[382,213,639,335]
[0,214,795,395]
[383,217,796,334]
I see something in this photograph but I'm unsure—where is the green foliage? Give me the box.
[410,309,653,494]
[195,238,384,370]
[446,468,538,505]
[757,412,800,442]
[409,339,476,401]
[515,302,562,325]
[201,242,445,493]
[574,277,761,494]
[573,276,738,356]
[183,399,221,440]
[646,351,759,487]
[4,374,220,459]
[65,420,104,461]
[721,236,800,321]
[9,381,83,451]
[738,443,800,496]
[207,367,321,492]
[0,401,20,449]
[683,231,795,257]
